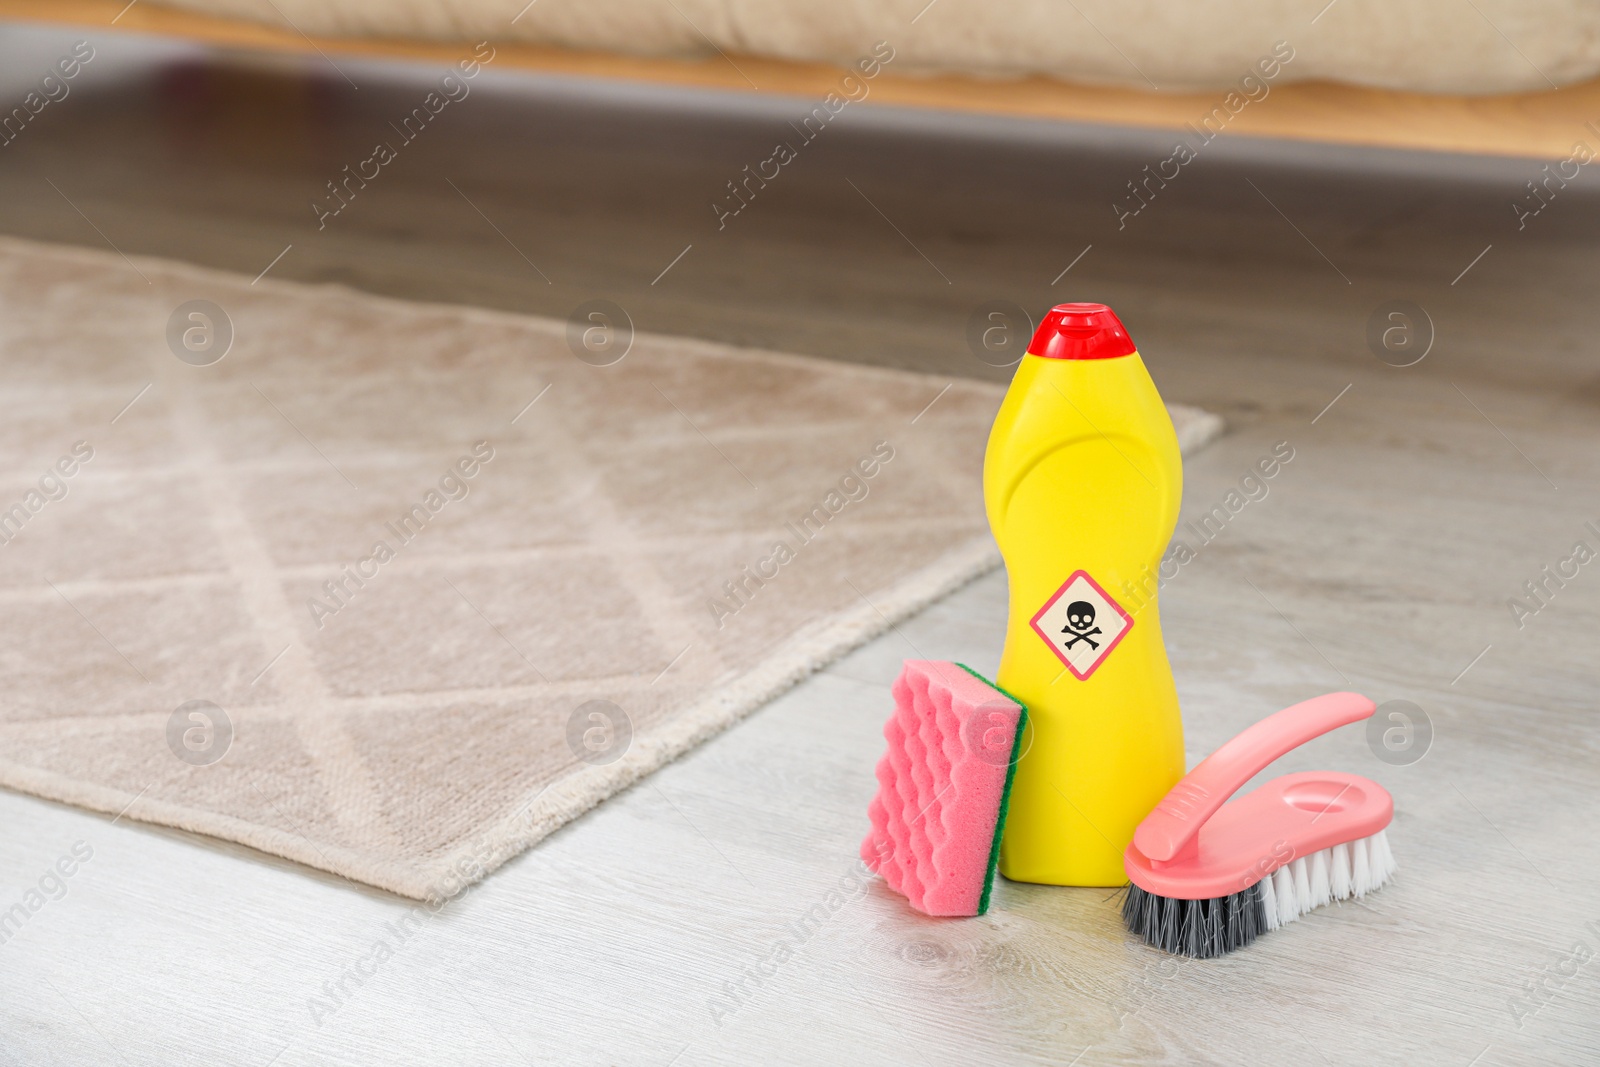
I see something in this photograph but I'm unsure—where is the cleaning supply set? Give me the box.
[861,303,1395,956]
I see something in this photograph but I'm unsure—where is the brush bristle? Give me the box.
[1123,830,1396,957]
[1121,880,1266,959]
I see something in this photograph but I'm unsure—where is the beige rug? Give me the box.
[0,236,1221,900]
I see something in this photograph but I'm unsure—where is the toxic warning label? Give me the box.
[1030,570,1132,680]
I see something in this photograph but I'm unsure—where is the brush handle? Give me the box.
[1133,692,1376,865]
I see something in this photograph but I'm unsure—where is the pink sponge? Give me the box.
[862,661,1027,917]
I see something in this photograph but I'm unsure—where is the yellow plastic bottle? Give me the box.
[984,303,1185,887]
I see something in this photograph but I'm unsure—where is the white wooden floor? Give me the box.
[3,336,1598,1066]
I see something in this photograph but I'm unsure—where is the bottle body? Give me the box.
[984,349,1185,886]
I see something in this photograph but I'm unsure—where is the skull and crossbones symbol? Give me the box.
[1060,600,1102,650]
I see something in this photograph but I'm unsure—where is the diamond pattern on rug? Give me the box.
[0,237,1221,899]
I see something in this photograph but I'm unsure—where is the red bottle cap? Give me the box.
[1026,303,1137,360]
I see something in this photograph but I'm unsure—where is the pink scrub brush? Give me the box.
[1123,692,1396,957]
[862,661,1027,917]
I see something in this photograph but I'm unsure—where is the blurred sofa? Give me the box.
[152,0,1600,93]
